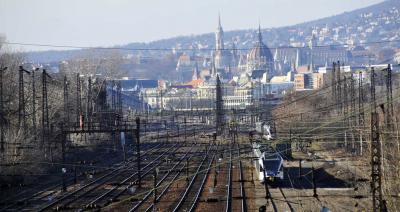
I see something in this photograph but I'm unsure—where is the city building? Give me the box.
[246,25,274,80]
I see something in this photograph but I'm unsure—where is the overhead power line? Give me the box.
[2,38,400,52]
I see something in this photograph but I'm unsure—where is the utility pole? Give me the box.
[19,66,30,136]
[358,71,364,156]
[61,126,67,192]
[350,74,356,127]
[117,81,122,122]
[331,62,336,103]
[76,73,81,127]
[184,117,187,144]
[153,169,158,210]
[63,76,70,125]
[136,117,141,188]
[31,68,38,141]
[358,71,365,126]
[370,67,384,212]
[385,64,393,130]
[111,80,116,149]
[336,61,342,114]
[116,81,122,150]
[215,74,224,135]
[0,67,7,152]
[343,75,348,125]
[42,69,51,152]
[312,165,318,198]
[86,76,92,130]
[350,74,357,153]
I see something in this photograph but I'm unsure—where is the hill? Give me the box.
[26,0,400,63]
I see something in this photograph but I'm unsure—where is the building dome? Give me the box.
[246,25,274,74]
[248,40,273,62]
[248,25,273,62]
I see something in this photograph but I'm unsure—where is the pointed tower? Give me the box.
[215,13,224,51]
[295,48,301,70]
[231,41,238,66]
[192,62,200,80]
[257,23,263,43]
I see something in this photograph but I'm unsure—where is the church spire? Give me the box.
[257,23,263,43]
[218,12,222,29]
[215,14,224,50]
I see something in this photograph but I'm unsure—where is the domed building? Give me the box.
[246,25,274,80]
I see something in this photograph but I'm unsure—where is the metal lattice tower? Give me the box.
[370,67,384,212]
[63,76,70,125]
[76,73,82,124]
[31,68,38,141]
[117,81,122,118]
[331,62,336,102]
[0,67,7,152]
[350,74,356,127]
[111,80,116,111]
[343,76,348,124]
[358,71,365,127]
[215,74,224,135]
[42,69,51,150]
[336,61,342,113]
[18,66,30,135]
[385,64,393,129]
[86,76,92,126]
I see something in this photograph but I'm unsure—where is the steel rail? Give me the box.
[1,142,162,211]
[73,143,181,209]
[225,143,232,212]
[36,143,175,211]
[238,144,247,212]
[172,145,211,212]
[130,147,195,212]
[143,142,217,212]
[187,155,215,212]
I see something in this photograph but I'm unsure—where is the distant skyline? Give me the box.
[0,0,384,51]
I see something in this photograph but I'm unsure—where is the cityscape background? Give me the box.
[1,0,383,51]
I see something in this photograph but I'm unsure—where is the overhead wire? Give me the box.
[2,38,400,52]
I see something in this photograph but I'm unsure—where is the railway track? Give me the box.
[57,143,180,210]
[35,143,178,211]
[129,146,196,211]
[225,143,233,212]
[171,145,214,212]
[278,187,295,212]
[0,142,163,211]
[264,149,294,212]
[231,143,247,212]
[83,143,186,209]
[266,184,294,212]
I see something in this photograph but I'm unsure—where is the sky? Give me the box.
[0,0,384,51]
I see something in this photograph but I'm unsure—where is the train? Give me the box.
[255,122,275,140]
[252,142,284,182]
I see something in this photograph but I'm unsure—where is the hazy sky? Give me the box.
[0,0,383,51]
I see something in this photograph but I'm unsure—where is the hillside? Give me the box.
[26,0,400,63]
